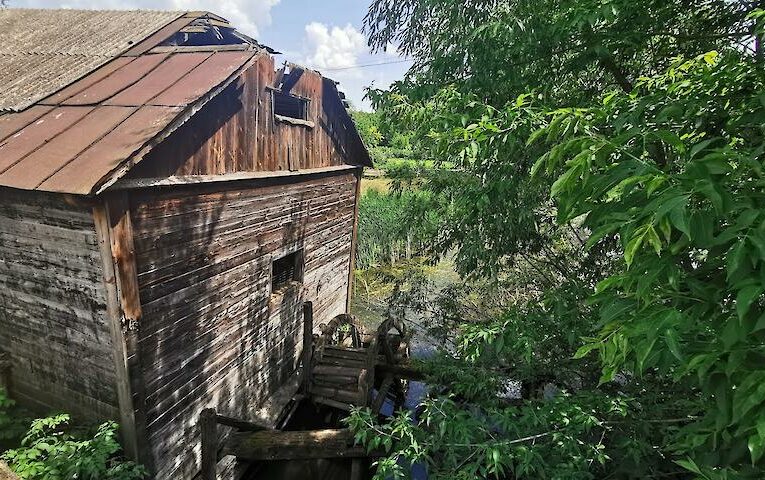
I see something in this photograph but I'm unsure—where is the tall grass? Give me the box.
[355,187,441,270]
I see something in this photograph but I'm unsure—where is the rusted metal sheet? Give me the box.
[150,51,255,106]
[38,106,182,195]
[42,57,136,106]
[0,106,137,190]
[105,53,213,107]
[62,54,170,106]
[0,106,94,174]
[0,105,53,142]
[0,9,184,112]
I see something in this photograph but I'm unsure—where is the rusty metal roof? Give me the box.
[0,49,257,195]
[0,9,187,112]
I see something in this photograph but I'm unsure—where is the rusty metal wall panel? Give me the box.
[62,54,170,106]
[0,106,137,190]
[150,51,255,106]
[0,106,94,175]
[105,53,213,107]
[0,9,184,112]
[38,106,182,195]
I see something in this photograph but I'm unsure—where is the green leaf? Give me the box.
[737,285,763,320]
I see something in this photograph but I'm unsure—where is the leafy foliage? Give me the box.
[0,394,145,480]
[537,50,765,476]
[348,1,765,479]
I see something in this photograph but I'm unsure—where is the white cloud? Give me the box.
[303,22,366,72]
[14,0,279,37]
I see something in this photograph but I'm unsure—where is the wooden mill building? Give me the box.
[0,9,371,479]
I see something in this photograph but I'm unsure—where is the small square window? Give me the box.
[271,249,304,293]
[273,90,308,120]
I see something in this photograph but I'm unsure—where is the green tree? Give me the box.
[347,2,765,479]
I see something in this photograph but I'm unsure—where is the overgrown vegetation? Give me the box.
[0,389,145,480]
[348,1,765,478]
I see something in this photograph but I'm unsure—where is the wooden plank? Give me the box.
[112,165,357,190]
[223,429,371,461]
[104,192,154,473]
[92,204,139,461]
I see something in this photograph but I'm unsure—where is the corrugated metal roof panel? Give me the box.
[61,54,170,106]
[0,9,184,112]
[0,48,257,195]
[149,51,255,106]
[37,106,183,195]
[0,106,137,190]
[104,53,213,106]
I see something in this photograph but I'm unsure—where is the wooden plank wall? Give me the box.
[0,189,118,420]
[128,171,357,479]
[125,53,370,179]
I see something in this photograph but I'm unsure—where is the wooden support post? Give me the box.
[200,408,218,480]
[94,196,152,470]
[302,302,314,394]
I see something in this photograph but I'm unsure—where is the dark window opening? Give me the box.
[273,90,309,120]
[271,250,304,293]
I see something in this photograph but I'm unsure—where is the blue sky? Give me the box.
[12,0,411,109]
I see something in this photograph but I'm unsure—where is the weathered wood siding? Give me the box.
[0,189,118,420]
[126,53,369,179]
[128,171,358,479]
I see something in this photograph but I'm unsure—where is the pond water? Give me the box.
[352,258,461,480]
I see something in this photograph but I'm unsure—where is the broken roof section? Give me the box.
[0,9,185,112]
[0,8,367,196]
[0,9,260,195]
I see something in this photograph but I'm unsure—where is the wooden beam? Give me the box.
[92,204,140,461]
[100,193,154,473]
[200,409,218,480]
[110,165,358,191]
[223,428,379,461]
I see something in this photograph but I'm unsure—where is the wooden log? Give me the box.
[200,408,218,480]
[376,362,426,381]
[302,302,313,394]
[223,428,377,461]
[310,385,362,404]
[371,375,395,414]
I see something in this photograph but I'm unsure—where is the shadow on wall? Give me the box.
[130,179,312,477]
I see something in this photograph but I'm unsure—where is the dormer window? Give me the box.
[273,90,308,120]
